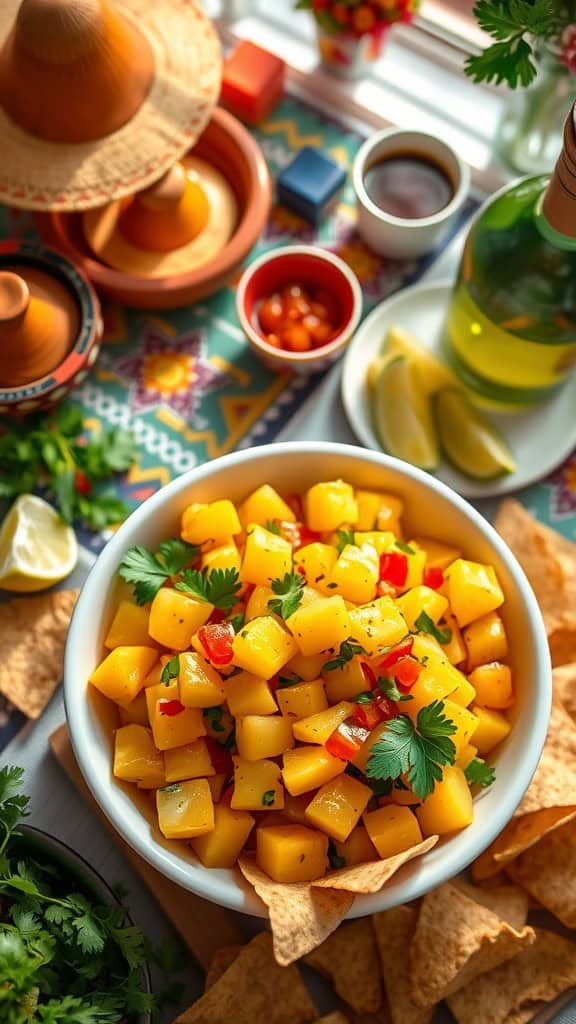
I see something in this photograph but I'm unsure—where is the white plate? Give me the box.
[341,280,576,499]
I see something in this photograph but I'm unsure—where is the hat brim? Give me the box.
[0,0,222,211]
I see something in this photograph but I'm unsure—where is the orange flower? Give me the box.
[352,4,376,32]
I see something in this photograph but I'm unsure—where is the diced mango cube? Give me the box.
[240,524,292,587]
[353,530,396,556]
[407,655,471,716]
[118,689,149,727]
[468,662,513,710]
[231,755,284,810]
[323,656,369,703]
[181,500,241,545]
[104,601,152,649]
[235,715,294,761]
[245,585,275,620]
[232,616,297,678]
[326,544,379,605]
[333,824,378,867]
[287,596,351,657]
[403,546,426,591]
[156,779,214,839]
[89,646,158,705]
[396,586,448,631]
[364,805,423,858]
[355,490,403,534]
[463,612,508,671]
[201,541,241,574]
[146,681,206,750]
[191,802,255,868]
[284,651,326,682]
[113,724,164,784]
[416,765,473,836]
[442,612,467,666]
[305,774,372,842]
[305,480,358,533]
[283,793,311,825]
[292,701,354,746]
[256,824,328,883]
[207,773,226,802]
[277,679,327,720]
[446,559,504,628]
[179,652,226,708]
[353,720,389,773]
[223,670,277,717]
[470,704,511,754]
[449,675,477,708]
[237,484,295,529]
[456,743,478,770]
[148,588,212,650]
[294,542,337,592]
[282,745,345,795]
[348,597,407,656]
[411,536,461,570]
[164,738,215,782]
[439,699,478,758]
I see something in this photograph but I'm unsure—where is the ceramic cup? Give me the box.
[353,128,470,259]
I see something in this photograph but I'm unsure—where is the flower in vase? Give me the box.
[296,0,419,38]
[561,24,576,73]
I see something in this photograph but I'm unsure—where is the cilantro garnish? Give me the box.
[277,674,302,688]
[118,539,199,605]
[378,676,414,703]
[465,758,496,789]
[353,691,375,704]
[414,610,452,645]
[465,0,555,89]
[336,528,356,555]
[203,707,225,732]
[161,655,180,685]
[262,790,276,807]
[394,540,415,555]
[366,700,457,801]
[267,571,306,619]
[264,519,281,535]
[176,567,241,611]
[328,841,346,870]
[323,639,367,672]
[227,612,245,633]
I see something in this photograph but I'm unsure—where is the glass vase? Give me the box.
[496,45,576,175]
[316,25,387,80]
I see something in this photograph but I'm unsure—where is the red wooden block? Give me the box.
[221,41,285,126]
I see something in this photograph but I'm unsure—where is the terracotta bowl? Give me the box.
[236,245,363,375]
[0,241,102,416]
[36,107,271,310]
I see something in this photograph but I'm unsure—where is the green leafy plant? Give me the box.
[336,528,356,555]
[366,700,457,800]
[465,757,496,788]
[118,539,199,605]
[378,676,414,702]
[176,567,241,611]
[414,610,452,645]
[322,639,367,672]
[465,0,569,89]
[267,571,306,620]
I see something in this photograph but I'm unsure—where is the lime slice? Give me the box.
[435,387,517,480]
[0,494,78,592]
[372,354,440,471]
[383,324,459,396]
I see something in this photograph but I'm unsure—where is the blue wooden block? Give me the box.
[276,147,347,225]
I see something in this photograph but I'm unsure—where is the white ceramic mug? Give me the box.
[353,128,470,259]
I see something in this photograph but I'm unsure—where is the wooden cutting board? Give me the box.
[49,723,244,970]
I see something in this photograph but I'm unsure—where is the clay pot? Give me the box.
[35,107,272,309]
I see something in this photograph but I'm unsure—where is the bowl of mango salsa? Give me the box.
[65,442,550,917]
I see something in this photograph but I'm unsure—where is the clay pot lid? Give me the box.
[0,0,221,211]
[118,163,211,253]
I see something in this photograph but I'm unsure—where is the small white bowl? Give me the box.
[353,128,470,259]
[65,442,550,918]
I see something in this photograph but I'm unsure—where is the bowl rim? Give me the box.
[65,441,551,918]
[235,244,363,366]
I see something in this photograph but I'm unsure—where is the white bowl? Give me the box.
[65,442,551,918]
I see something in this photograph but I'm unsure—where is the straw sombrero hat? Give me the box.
[0,0,222,211]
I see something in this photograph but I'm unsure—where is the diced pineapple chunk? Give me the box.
[470,704,511,754]
[305,775,372,842]
[148,589,212,650]
[353,721,389,773]
[237,484,296,529]
[287,595,351,657]
[439,699,478,758]
[294,542,337,592]
[456,743,478,770]
[442,612,467,666]
[468,662,513,709]
[305,480,358,532]
[232,616,297,678]
[364,805,423,858]
[355,490,403,534]
[416,765,473,836]
[411,536,461,570]
[284,651,327,682]
[179,652,226,708]
[89,646,158,705]
[201,541,241,574]
[119,690,149,727]
[245,585,275,620]
[403,546,426,591]
[207,773,227,802]
[292,701,354,745]
[326,544,379,605]
[146,681,206,751]
[256,824,328,883]
[231,755,284,810]
[113,724,164,785]
[396,586,448,631]
[353,530,396,556]
[156,779,214,839]
[277,679,327,720]
[181,500,241,544]
[282,745,345,795]
[191,802,255,868]
[333,824,378,867]
[104,601,152,649]
[446,559,504,628]
[348,597,407,656]
[240,524,292,587]
[223,670,277,717]
[323,656,369,703]
[235,715,294,761]
[463,612,508,671]
[164,738,215,782]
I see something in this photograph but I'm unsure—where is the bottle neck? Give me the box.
[538,102,576,251]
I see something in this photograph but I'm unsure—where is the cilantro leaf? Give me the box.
[353,691,375,704]
[336,528,356,555]
[414,610,452,645]
[267,571,306,619]
[227,612,245,633]
[323,639,367,672]
[465,0,555,89]
[0,766,30,855]
[117,540,198,605]
[176,567,241,610]
[264,519,281,535]
[161,655,180,685]
[465,757,496,789]
[378,676,414,702]
[277,673,302,688]
[394,540,415,555]
[366,700,457,800]
[262,790,276,807]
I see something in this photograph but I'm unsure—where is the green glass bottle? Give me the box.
[443,104,576,408]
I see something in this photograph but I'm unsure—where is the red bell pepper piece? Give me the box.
[276,520,321,550]
[379,551,408,588]
[204,736,233,776]
[423,567,445,590]
[158,699,185,716]
[393,655,421,691]
[198,622,235,665]
[379,637,414,670]
[360,661,377,688]
[325,720,369,761]
[208,608,227,624]
[353,693,399,730]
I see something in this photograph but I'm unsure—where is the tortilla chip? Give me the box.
[447,928,576,1024]
[204,945,243,991]
[350,1014,391,1024]
[472,698,576,879]
[238,856,353,966]
[553,663,576,718]
[453,880,529,930]
[304,919,381,1015]
[549,622,576,667]
[0,589,78,718]
[409,880,534,1007]
[311,836,438,894]
[174,932,317,1024]
[372,906,433,1024]
[317,1015,350,1024]
[507,816,576,928]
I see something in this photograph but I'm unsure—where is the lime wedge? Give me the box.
[0,494,78,592]
[435,387,517,480]
[372,355,440,471]
[384,324,459,396]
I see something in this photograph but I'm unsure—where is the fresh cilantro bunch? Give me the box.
[366,700,458,800]
[0,767,153,1024]
[466,0,565,89]
[0,404,136,531]
[118,539,241,613]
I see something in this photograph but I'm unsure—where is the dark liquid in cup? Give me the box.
[363,152,454,220]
